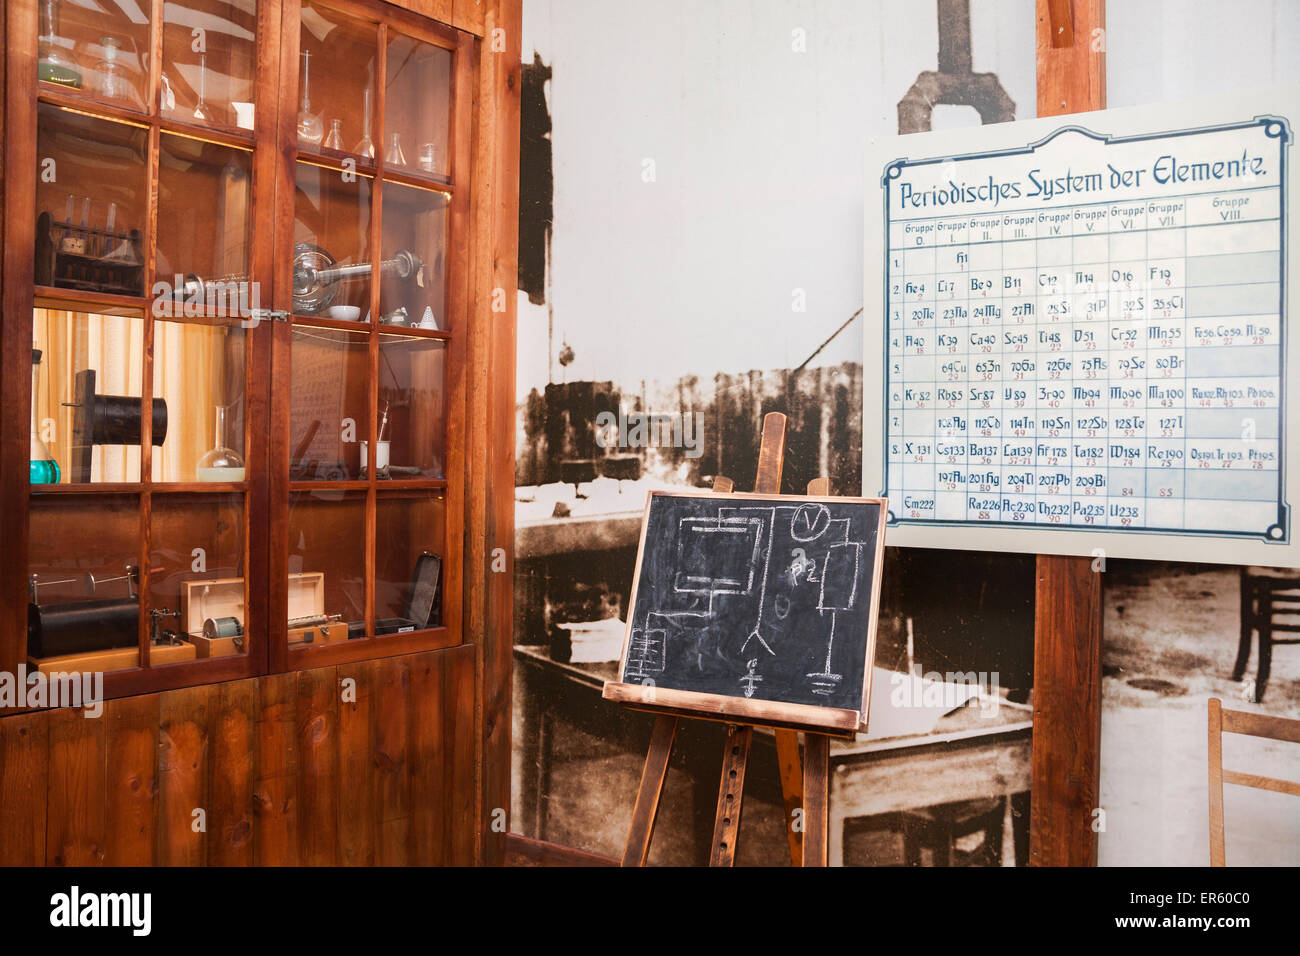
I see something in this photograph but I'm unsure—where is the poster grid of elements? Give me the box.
[862,90,1300,567]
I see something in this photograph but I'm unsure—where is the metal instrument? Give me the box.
[171,243,423,316]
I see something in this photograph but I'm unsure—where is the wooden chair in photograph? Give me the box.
[1207,697,1300,866]
[1235,567,1300,702]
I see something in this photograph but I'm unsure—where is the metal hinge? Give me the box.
[247,308,291,323]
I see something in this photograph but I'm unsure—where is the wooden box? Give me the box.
[182,572,346,656]
[29,640,196,674]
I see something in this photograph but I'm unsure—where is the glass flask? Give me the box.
[354,88,375,159]
[192,53,214,124]
[323,119,344,151]
[30,350,60,484]
[296,51,324,147]
[196,404,246,482]
[37,0,83,89]
[384,132,407,167]
[94,37,130,102]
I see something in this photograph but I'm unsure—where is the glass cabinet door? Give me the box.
[25,0,272,687]
[276,0,461,665]
[16,0,468,689]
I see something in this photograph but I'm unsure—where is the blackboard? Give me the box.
[602,490,887,734]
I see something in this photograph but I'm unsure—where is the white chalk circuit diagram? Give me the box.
[625,501,869,702]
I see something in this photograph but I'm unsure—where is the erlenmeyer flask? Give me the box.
[323,119,344,151]
[384,132,407,167]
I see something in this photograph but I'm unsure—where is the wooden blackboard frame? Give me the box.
[601,489,889,737]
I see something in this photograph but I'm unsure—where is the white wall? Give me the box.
[518,0,1037,400]
[1108,0,1300,107]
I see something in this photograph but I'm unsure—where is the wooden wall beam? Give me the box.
[1031,0,1106,868]
[473,0,521,866]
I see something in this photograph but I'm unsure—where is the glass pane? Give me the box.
[36,105,148,297]
[379,334,445,479]
[294,161,372,319]
[27,492,145,671]
[153,318,247,483]
[32,308,146,484]
[375,490,444,631]
[161,0,259,132]
[298,1,378,162]
[384,31,452,182]
[379,182,447,331]
[288,490,366,644]
[37,0,150,112]
[156,135,254,300]
[151,492,247,658]
[290,328,369,481]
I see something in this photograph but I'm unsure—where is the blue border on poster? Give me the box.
[877,117,1293,544]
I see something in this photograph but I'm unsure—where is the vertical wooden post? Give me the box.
[1207,698,1225,866]
[1031,0,1106,867]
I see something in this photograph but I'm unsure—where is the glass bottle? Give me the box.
[384,132,407,167]
[323,119,344,151]
[196,404,246,482]
[37,0,83,89]
[296,51,324,147]
[94,37,128,102]
[354,88,375,159]
[30,350,60,485]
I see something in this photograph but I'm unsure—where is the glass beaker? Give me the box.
[37,0,83,89]
[30,350,60,484]
[296,51,324,146]
[419,143,437,174]
[196,404,246,482]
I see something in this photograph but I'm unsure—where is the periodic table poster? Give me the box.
[863,89,1300,566]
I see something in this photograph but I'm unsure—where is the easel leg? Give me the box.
[774,729,804,866]
[621,715,679,866]
[802,733,830,867]
[708,724,753,866]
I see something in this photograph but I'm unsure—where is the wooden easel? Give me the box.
[619,412,834,867]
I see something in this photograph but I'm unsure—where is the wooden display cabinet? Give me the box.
[2,0,488,700]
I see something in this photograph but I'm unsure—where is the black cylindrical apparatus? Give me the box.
[88,391,168,447]
[28,597,139,658]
